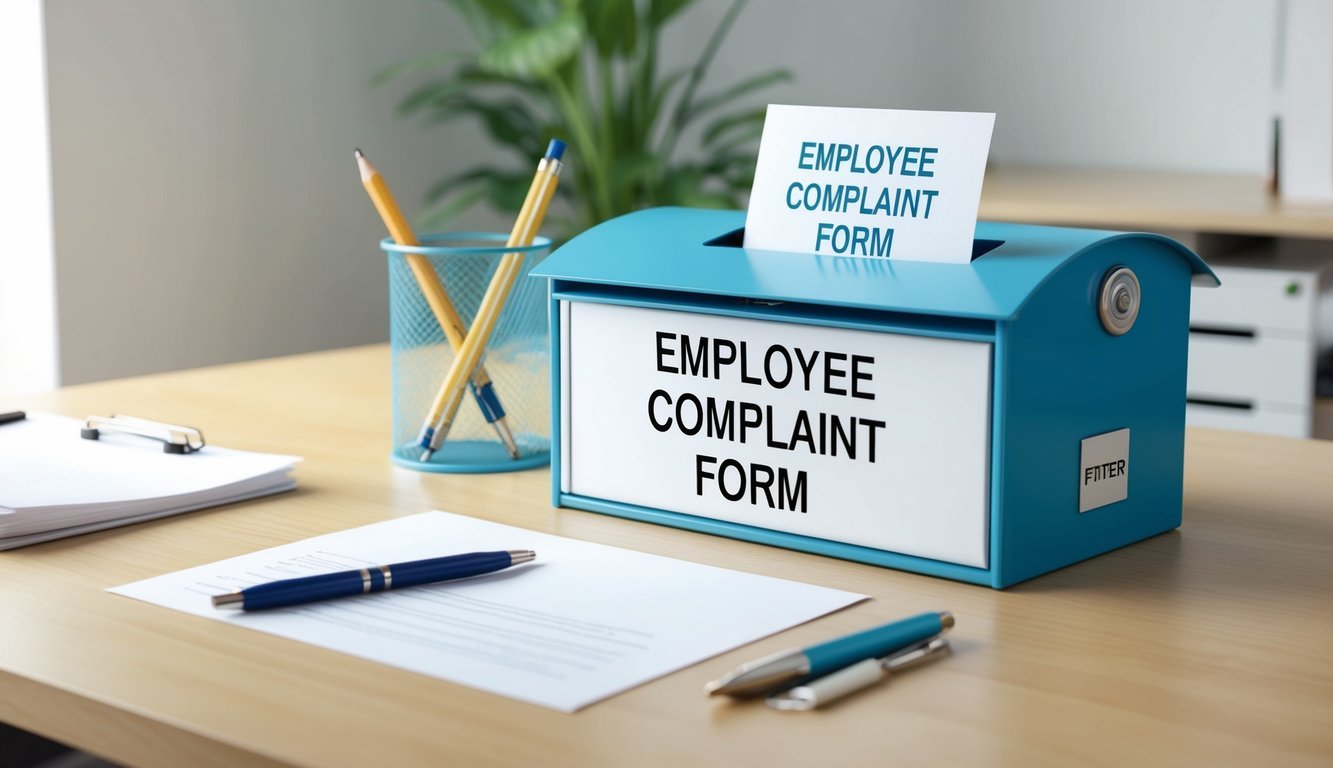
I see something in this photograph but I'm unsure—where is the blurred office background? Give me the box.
[2,0,1327,437]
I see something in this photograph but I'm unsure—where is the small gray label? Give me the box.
[1079,428,1129,513]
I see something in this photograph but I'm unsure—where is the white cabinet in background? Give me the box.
[1187,242,1333,438]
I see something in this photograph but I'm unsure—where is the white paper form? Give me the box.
[110,511,866,712]
[745,105,994,263]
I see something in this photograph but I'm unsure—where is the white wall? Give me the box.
[665,0,1278,174]
[36,0,1282,386]
[0,0,59,395]
[43,0,494,385]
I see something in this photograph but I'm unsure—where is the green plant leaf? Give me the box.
[647,68,690,130]
[418,185,488,231]
[581,0,637,57]
[410,93,545,158]
[609,150,662,200]
[657,164,703,202]
[372,50,467,85]
[650,0,696,25]
[544,213,578,238]
[478,9,584,79]
[480,169,541,212]
[439,0,539,43]
[424,166,499,204]
[395,80,467,116]
[706,133,763,165]
[680,191,738,208]
[701,107,765,146]
[418,165,538,231]
[460,98,544,155]
[707,157,757,190]
[662,0,746,158]
[684,69,790,124]
[456,65,546,96]
[392,0,777,239]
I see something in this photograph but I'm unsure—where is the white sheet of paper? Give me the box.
[744,104,994,263]
[110,511,867,712]
[0,479,296,551]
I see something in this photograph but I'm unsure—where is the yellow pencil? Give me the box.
[417,139,565,461]
[355,149,519,459]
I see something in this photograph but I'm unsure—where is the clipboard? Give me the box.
[0,411,300,550]
[81,414,206,454]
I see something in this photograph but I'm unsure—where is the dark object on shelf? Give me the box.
[1317,349,1333,398]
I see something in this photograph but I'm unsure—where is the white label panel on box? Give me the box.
[561,301,992,569]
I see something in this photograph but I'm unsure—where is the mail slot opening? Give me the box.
[704,227,1003,261]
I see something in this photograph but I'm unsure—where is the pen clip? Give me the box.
[81,414,206,454]
[765,636,951,712]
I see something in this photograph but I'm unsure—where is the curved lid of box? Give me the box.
[530,207,1218,321]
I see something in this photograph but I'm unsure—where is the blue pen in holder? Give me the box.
[383,232,551,473]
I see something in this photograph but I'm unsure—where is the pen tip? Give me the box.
[939,611,955,630]
[419,448,434,462]
[212,591,244,609]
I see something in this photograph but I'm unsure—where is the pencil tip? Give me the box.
[493,419,521,459]
[354,148,364,159]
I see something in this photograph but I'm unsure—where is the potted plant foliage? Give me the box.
[379,0,789,239]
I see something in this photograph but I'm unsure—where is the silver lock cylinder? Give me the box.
[1098,267,1139,335]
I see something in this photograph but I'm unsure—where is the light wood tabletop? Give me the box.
[979,166,1333,238]
[1,344,1330,768]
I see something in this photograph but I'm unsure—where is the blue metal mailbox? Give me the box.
[530,207,1217,587]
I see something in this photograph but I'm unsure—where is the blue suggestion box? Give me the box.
[530,207,1216,587]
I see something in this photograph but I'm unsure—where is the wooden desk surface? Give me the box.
[979,166,1333,238]
[2,345,1331,768]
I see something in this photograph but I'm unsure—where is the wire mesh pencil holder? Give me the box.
[384,233,551,473]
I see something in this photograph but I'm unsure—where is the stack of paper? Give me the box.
[0,412,300,550]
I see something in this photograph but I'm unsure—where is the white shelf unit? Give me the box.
[1186,241,1333,437]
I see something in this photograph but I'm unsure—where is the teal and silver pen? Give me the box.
[766,636,951,711]
[704,611,953,698]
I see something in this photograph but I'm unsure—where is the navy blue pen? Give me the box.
[211,549,535,611]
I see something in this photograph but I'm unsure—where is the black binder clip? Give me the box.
[80,414,206,454]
